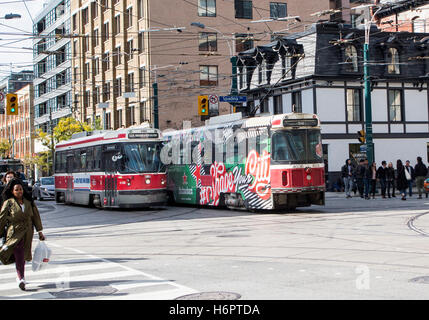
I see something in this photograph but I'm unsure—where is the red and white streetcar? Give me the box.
[54,125,167,208]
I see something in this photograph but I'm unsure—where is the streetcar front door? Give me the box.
[65,155,74,203]
[102,150,119,207]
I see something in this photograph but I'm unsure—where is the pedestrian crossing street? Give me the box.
[0,243,198,300]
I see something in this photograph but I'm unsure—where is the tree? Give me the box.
[34,117,102,175]
[0,139,11,158]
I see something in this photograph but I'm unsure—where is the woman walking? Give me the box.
[0,178,45,290]
[396,160,408,201]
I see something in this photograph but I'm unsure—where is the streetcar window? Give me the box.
[272,129,323,163]
[121,143,164,173]
[80,151,87,171]
[74,149,81,172]
[86,149,93,171]
[94,146,101,170]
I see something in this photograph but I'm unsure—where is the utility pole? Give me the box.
[152,81,159,129]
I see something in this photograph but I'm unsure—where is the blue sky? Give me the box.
[0,0,44,78]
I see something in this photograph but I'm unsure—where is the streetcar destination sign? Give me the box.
[219,96,247,103]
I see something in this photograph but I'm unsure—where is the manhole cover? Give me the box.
[409,276,429,284]
[50,286,118,298]
[175,292,241,300]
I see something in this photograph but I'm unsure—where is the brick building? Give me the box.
[71,0,361,131]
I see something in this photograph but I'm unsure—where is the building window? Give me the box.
[114,15,120,35]
[388,89,402,122]
[138,32,144,52]
[126,7,133,28]
[93,29,99,47]
[127,73,134,92]
[103,51,110,70]
[235,33,253,53]
[126,39,134,60]
[198,0,216,17]
[84,62,90,80]
[281,55,291,77]
[200,65,218,86]
[139,67,145,87]
[113,46,121,66]
[292,91,302,112]
[82,7,89,25]
[345,45,358,72]
[270,2,287,19]
[387,47,400,74]
[138,0,144,19]
[103,82,111,101]
[235,0,252,19]
[346,88,361,122]
[103,22,109,42]
[91,1,98,19]
[273,95,282,114]
[94,57,100,75]
[114,77,122,96]
[199,32,217,51]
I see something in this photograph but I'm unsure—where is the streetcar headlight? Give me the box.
[161,179,165,185]
[126,178,131,186]
[145,178,151,184]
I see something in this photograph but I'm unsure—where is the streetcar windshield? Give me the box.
[0,164,24,173]
[271,129,323,163]
[120,143,164,173]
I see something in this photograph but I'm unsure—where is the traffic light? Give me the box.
[6,93,18,116]
[198,95,209,116]
[357,129,365,144]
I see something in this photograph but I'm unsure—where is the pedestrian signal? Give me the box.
[6,93,18,116]
[198,95,209,116]
[357,130,365,144]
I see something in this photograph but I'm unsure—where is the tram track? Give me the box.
[407,211,429,237]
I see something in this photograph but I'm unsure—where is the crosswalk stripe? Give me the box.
[0,270,140,292]
[1,292,56,300]
[104,287,198,300]
[0,262,120,280]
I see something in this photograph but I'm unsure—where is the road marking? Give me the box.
[111,280,172,291]
[0,270,140,292]
[0,262,119,280]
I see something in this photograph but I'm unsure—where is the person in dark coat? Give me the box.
[396,160,408,201]
[363,159,372,200]
[414,156,428,199]
[369,162,377,199]
[0,171,18,209]
[386,162,396,198]
[354,159,365,198]
[376,161,388,198]
[341,158,355,198]
[0,178,45,291]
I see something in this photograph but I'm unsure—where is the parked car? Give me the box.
[32,176,55,200]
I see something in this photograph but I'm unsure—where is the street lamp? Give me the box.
[1,13,21,20]
[352,4,386,165]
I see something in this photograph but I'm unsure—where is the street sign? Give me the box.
[209,95,219,116]
[219,96,247,103]
[360,145,367,152]
[97,102,109,109]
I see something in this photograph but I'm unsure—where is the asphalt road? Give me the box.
[1,192,429,300]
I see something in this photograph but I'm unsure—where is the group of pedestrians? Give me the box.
[341,157,428,201]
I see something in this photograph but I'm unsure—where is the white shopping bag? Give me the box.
[32,241,52,272]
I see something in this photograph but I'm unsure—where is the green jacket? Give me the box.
[0,198,43,265]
